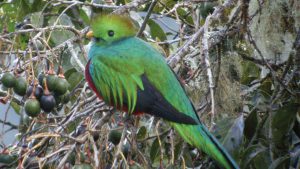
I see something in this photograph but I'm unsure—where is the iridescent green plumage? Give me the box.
[86,14,239,169]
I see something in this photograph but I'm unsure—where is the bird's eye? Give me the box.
[108,30,114,37]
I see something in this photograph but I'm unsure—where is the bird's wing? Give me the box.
[135,74,198,124]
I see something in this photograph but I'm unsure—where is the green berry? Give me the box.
[46,74,58,91]
[13,76,27,96]
[1,72,16,88]
[54,77,68,95]
[24,98,41,117]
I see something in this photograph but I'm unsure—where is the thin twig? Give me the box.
[53,0,119,9]
[0,119,18,130]
[57,144,76,168]
[136,0,158,37]
[113,0,151,14]
[0,25,80,38]
[201,14,216,128]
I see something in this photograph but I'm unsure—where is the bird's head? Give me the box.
[87,14,137,45]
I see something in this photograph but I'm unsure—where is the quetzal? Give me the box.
[85,14,239,169]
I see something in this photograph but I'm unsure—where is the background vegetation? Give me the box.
[0,0,299,168]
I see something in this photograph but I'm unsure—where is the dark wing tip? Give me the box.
[133,75,198,125]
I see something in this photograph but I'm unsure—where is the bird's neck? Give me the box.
[94,36,135,47]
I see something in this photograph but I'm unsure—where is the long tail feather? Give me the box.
[171,123,239,169]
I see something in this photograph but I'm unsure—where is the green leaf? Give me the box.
[64,68,78,80]
[174,140,183,161]
[10,101,21,115]
[213,117,234,142]
[200,3,215,19]
[149,132,167,163]
[240,61,261,85]
[17,0,31,21]
[65,68,83,91]
[48,14,74,45]
[240,144,268,169]
[244,110,258,141]
[272,103,299,150]
[31,0,46,13]
[213,115,244,158]
[7,19,16,32]
[1,3,14,16]
[222,115,244,158]
[30,11,44,28]
[16,34,29,50]
[161,0,176,10]
[253,150,271,169]
[259,78,273,98]
[79,9,90,25]
[268,156,289,169]
[1,3,17,31]
[150,137,160,163]
[148,19,167,41]
[137,126,147,140]
[176,7,194,25]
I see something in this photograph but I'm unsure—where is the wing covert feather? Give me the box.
[89,49,144,113]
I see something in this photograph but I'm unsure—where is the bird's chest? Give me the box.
[84,60,143,115]
[85,60,103,100]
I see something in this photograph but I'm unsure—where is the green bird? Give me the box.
[85,14,239,169]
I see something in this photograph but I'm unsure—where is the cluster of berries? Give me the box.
[0,65,70,117]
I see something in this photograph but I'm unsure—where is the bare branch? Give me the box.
[167,0,239,68]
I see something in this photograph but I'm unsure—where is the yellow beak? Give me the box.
[86,31,94,39]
